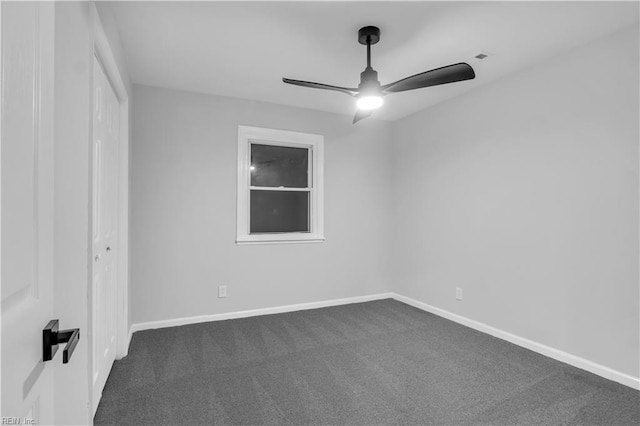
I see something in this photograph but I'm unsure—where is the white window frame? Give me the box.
[236,125,324,245]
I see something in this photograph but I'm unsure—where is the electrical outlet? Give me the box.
[456,287,463,301]
[218,285,227,298]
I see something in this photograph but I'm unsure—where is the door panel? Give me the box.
[2,0,37,303]
[1,2,55,423]
[91,55,119,412]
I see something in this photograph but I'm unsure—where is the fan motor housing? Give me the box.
[358,67,381,92]
[358,26,380,45]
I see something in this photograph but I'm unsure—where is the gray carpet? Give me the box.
[94,299,639,425]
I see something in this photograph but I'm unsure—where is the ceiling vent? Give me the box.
[468,51,492,64]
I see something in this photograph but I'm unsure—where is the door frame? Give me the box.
[90,6,130,364]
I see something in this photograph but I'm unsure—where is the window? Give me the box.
[236,125,324,244]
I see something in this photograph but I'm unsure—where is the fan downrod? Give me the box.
[358,26,380,45]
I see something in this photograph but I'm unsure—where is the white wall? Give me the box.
[391,25,639,378]
[130,85,393,324]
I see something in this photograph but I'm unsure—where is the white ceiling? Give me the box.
[103,1,639,122]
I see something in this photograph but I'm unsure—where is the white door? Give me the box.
[91,55,119,411]
[1,2,56,423]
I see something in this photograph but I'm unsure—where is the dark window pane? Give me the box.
[251,144,308,188]
[250,190,309,233]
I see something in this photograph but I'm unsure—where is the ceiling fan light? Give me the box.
[356,95,384,110]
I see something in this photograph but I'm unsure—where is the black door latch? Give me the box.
[43,319,80,364]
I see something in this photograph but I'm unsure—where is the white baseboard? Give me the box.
[115,327,133,360]
[391,293,640,391]
[129,293,394,334]
[126,327,133,352]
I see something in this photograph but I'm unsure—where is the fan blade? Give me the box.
[382,63,475,93]
[282,78,358,96]
[353,109,373,124]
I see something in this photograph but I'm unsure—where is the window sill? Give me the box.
[236,235,325,245]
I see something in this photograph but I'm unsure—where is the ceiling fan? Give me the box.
[283,26,476,123]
